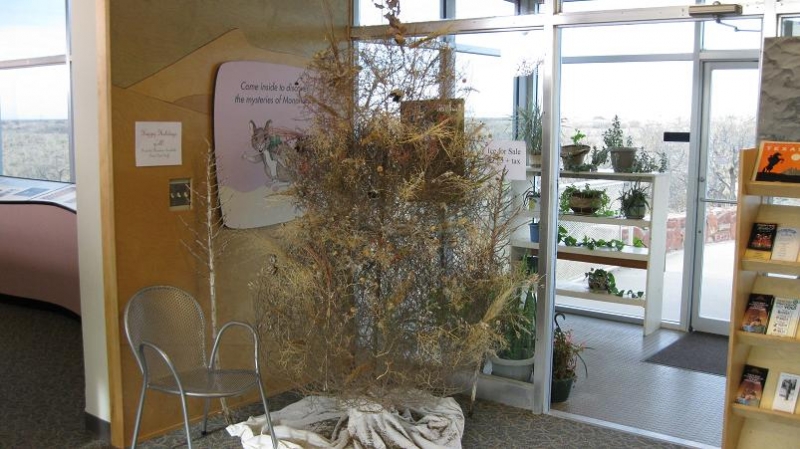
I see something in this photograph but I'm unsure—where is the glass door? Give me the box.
[690,62,759,335]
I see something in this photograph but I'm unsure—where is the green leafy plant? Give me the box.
[570,129,587,146]
[557,225,625,251]
[620,151,668,173]
[559,184,612,215]
[618,181,650,218]
[498,283,537,360]
[522,180,540,210]
[584,268,643,298]
[516,103,543,156]
[602,115,634,149]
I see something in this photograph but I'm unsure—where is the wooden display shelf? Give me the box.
[745,181,800,199]
[741,259,800,277]
[731,403,800,428]
[724,148,800,448]
[735,331,800,351]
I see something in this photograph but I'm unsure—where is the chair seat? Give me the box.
[149,369,260,398]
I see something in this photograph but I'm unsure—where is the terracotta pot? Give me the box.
[610,147,637,172]
[568,194,602,215]
[560,144,590,168]
[529,153,542,168]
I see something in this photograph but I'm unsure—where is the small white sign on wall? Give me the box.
[486,140,526,181]
[135,121,182,167]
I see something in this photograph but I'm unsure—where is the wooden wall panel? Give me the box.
[107,0,348,444]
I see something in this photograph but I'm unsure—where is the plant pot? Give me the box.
[489,354,535,382]
[622,204,647,219]
[568,194,602,215]
[529,153,542,168]
[560,144,590,169]
[551,377,575,403]
[529,222,540,243]
[610,147,637,172]
[587,279,609,292]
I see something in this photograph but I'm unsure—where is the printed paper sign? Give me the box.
[214,61,308,229]
[486,140,527,181]
[135,122,182,167]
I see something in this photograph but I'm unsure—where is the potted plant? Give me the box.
[560,130,591,169]
[629,150,669,173]
[516,103,544,168]
[551,312,588,403]
[585,267,616,293]
[523,182,540,212]
[490,283,538,382]
[603,115,638,172]
[559,183,610,216]
[618,181,650,219]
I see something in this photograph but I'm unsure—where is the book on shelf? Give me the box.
[741,293,775,334]
[772,372,800,413]
[767,297,800,337]
[735,364,769,407]
[771,226,800,262]
[744,222,778,261]
[752,141,800,184]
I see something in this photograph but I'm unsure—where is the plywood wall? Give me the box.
[106,1,348,445]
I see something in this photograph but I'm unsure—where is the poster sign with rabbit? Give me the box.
[213,61,307,229]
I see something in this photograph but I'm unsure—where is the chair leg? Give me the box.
[258,382,279,449]
[131,382,148,449]
[201,397,211,435]
[179,393,194,449]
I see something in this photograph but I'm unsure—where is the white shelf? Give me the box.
[556,281,646,307]
[510,239,649,262]
[511,169,667,336]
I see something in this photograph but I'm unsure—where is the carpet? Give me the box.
[644,332,729,376]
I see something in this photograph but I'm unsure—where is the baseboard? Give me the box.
[85,412,111,444]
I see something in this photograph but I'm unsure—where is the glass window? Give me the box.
[780,16,800,36]
[356,0,441,26]
[0,0,70,182]
[561,0,687,13]
[454,0,516,19]
[562,23,695,57]
[0,0,67,60]
[455,31,544,138]
[702,19,762,50]
[0,65,70,182]
[558,60,692,322]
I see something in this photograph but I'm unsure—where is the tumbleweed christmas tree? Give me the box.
[252,21,531,408]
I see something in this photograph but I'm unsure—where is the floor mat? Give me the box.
[644,331,728,376]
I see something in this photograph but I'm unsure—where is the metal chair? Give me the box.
[124,285,278,448]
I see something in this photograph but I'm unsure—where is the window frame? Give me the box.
[0,0,73,183]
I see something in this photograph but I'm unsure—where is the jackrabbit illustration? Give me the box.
[242,120,292,187]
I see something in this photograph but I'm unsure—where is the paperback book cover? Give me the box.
[773,372,800,413]
[735,364,769,407]
[744,222,779,261]
[741,293,775,334]
[753,141,800,183]
[771,226,800,262]
[767,297,800,337]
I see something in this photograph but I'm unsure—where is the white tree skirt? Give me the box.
[227,395,464,449]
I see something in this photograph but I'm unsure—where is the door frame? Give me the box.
[687,60,759,335]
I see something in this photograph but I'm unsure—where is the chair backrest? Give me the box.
[124,286,208,380]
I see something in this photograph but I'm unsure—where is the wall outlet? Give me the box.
[169,178,191,210]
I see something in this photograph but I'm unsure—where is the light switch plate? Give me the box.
[169,178,191,210]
